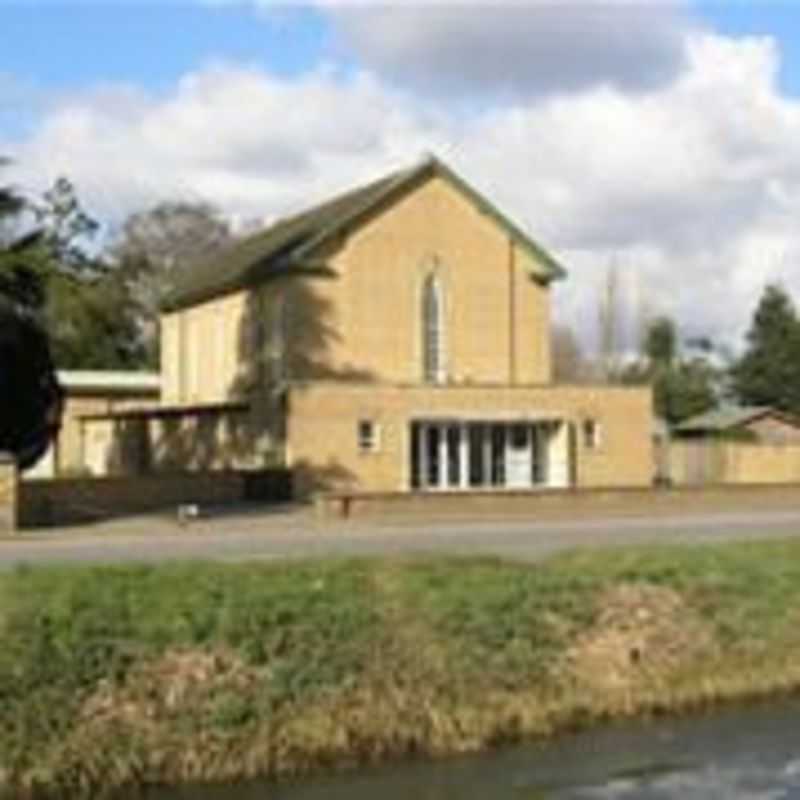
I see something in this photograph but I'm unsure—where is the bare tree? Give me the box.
[631,268,654,360]
[598,262,622,382]
[552,324,586,383]
[112,201,232,363]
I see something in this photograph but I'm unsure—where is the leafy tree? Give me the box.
[45,267,148,369]
[622,315,715,425]
[654,358,716,424]
[0,161,49,312]
[730,284,800,414]
[32,178,146,369]
[35,177,99,267]
[2,167,146,370]
[0,161,62,467]
[644,315,676,367]
[112,201,232,364]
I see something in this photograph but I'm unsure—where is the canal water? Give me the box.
[150,698,800,799]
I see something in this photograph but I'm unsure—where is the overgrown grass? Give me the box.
[4,540,800,797]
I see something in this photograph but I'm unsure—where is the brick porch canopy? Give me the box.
[79,400,249,422]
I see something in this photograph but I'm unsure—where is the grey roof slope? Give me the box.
[163,155,567,312]
[676,406,777,433]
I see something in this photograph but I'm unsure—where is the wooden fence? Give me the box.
[667,441,800,486]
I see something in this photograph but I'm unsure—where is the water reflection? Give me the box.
[147,698,800,800]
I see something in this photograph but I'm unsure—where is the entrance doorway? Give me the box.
[506,423,533,489]
[410,420,562,491]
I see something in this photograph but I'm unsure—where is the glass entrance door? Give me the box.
[411,421,463,490]
[411,420,554,492]
[505,424,532,489]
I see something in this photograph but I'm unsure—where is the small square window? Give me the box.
[358,420,379,453]
[583,419,600,450]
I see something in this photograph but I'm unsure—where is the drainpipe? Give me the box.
[508,238,516,385]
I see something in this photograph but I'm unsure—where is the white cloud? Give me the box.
[438,32,800,351]
[324,1,696,98]
[6,28,800,355]
[4,64,450,225]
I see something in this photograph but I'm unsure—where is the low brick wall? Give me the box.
[242,469,293,503]
[317,483,800,520]
[0,454,17,533]
[19,468,291,528]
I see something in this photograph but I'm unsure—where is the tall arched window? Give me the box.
[422,273,444,384]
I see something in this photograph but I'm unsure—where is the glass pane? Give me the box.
[510,423,528,450]
[358,421,372,450]
[532,425,543,485]
[425,425,440,487]
[490,424,505,486]
[410,422,421,489]
[468,423,486,487]
[423,276,442,383]
[446,424,461,487]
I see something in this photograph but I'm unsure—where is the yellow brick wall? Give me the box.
[154,173,604,497]
[59,396,113,474]
[513,245,551,384]
[81,406,266,477]
[160,313,181,401]
[56,391,160,476]
[0,456,17,531]
[18,471,246,527]
[319,483,800,520]
[161,291,251,404]
[306,175,553,385]
[288,383,653,495]
[160,175,554,395]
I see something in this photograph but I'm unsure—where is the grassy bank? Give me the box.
[5,540,800,797]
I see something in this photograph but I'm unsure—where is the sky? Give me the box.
[3,1,800,353]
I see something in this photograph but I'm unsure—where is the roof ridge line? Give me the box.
[163,154,567,312]
[288,160,430,265]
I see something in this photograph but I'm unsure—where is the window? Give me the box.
[583,419,600,449]
[410,420,552,492]
[358,420,379,453]
[422,273,444,384]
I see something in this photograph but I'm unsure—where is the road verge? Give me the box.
[3,541,800,797]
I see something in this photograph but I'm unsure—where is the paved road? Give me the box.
[3,507,800,569]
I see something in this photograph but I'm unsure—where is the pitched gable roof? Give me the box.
[163,155,567,312]
[675,406,800,434]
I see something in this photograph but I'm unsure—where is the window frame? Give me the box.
[357,419,380,454]
[422,272,445,384]
[582,418,601,450]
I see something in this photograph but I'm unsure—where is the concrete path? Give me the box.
[3,505,800,569]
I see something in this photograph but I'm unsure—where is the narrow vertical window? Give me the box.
[358,420,379,453]
[583,419,600,449]
[422,273,444,384]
